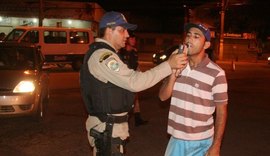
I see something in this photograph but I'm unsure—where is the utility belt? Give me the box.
[93,113,129,123]
[90,114,128,156]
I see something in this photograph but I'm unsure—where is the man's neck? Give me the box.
[189,53,206,69]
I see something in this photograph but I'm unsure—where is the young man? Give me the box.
[159,23,228,156]
[80,11,188,156]
[119,32,148,127]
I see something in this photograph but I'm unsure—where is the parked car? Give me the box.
[152,45,178,64]
[3,26,95,71]
[0,43,49,120]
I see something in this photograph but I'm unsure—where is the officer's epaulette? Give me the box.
[99,52,112,63]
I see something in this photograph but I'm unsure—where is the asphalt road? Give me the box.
[0,61,269,156]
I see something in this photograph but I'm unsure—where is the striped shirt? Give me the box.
[168,56,228,140]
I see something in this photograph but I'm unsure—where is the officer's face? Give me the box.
[110,26,129,51]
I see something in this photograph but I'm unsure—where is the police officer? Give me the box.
[80,11,188,156]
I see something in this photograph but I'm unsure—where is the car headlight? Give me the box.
[13,81,35,93]
[160,54,167,60]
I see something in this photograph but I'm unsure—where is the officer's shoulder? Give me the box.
[92,49,113,61]
[99,52,113,63]
[97,51,121,72]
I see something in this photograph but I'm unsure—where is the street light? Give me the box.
[219,0,225,60]
[39,0,44,26]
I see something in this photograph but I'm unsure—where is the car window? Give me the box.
[44,31,67,43]
[0,47,35,70]
[4,29,25,41]
[21,31,39,43]
[70,31,89,44]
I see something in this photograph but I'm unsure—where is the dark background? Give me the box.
[71,0,270,39]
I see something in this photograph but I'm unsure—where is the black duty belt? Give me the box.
[94,114,129,123]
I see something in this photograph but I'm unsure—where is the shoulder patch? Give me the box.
[99,52,112,63]
[105,58,120,72]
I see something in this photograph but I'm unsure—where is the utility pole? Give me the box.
[39,0,44,26]
[219,0,225,60]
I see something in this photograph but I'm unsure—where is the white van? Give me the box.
[4,26,94,71]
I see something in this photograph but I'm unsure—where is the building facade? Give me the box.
[0,0,105,35]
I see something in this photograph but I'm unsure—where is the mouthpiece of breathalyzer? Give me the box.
[175,43,189,77]
[178,43,189,54]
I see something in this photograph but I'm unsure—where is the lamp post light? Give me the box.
[39,0,44,26]
[219,0,225,60]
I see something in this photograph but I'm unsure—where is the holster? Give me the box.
[90,115,128,156]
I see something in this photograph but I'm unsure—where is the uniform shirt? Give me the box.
[88,38,172,92]
[168,56,228,141]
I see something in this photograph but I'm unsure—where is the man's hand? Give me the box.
[205,146,220,156]
[167,48,188,70]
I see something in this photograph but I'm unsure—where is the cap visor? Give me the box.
[184,23,199,31]
[184,23,211,41]
[121,23,137,30]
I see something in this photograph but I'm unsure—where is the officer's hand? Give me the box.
[167,49,188,69]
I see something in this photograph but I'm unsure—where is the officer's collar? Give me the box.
[95,38,118,52]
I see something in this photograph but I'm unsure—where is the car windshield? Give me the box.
[0,47,35,70]
[4,29,26,42]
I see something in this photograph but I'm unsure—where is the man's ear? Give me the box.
[104,27,113,39]
[106,28,113,34]
[204,41,211,50]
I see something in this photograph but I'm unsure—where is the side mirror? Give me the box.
[42,62,52,71]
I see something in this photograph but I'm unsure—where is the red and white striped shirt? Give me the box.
[168,57,228,140]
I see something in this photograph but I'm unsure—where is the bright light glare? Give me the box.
[153,54,156,58]
[13,81,35,93]
[268,57,270,61]
[33,18,38,23]
[160,55,167,60]
[68,20,72,25]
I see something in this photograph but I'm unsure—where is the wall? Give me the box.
[222,38,270,61]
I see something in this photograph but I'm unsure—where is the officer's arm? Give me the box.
[89,49,172,92]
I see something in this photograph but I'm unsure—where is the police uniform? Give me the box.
[81,37,172,155]
[88,39,172,91]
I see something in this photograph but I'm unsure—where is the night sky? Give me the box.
[73,0,270,36]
